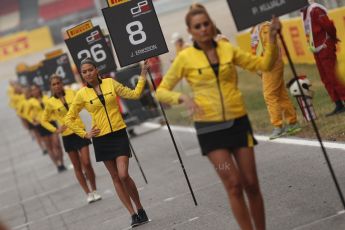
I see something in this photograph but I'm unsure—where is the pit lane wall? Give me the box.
[0,27,54,62]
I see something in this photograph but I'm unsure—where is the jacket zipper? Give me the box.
[98,87,113,132]
[203,48,226,121]
[215,75,226,121]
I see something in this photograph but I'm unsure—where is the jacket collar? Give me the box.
[193,40,218,50]
[53,90,66,99]
[86,77,103,88]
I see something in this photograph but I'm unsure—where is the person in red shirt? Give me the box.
[147,56,163,87]
[301,2,345,116]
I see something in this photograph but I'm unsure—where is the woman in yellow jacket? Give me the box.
[251,22,300,140]
[156,7,281,230]
[65,58,150,228]
[17,86,48,154]
[41,75,101,203]
[28,84,66,172]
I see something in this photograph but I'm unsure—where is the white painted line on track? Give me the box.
[185,147,201,156]
[0,182,77,212]
[13,208,75,230]
[164,197,176,202]
[338,210,345,214]
[104,182,221,230]
[103,189,113,195]
[143,123,345,151]
[188,216,199,222]
[293,210,345,229]
[161,212,215,230]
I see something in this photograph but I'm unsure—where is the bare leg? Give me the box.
[51,134,64,166]
[33,129,46,152]
[207,149,253,230]
[103,159,135,215]
[233,147,265,230]
[68,151,91,194]
[79,146,96,191]
[43,136,58,166]
[116,156,143,211]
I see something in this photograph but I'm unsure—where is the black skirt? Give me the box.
[28,122,35,130]
[36,124,53,137]
[92,128,131,162]
[195,115,258,156]
[23,119,35,130]
[62,134,91,153]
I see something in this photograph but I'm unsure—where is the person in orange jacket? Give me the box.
[301,2,345,116]
[251,22,301,139]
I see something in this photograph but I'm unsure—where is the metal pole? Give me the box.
[278,31,345,209]
[128,140,148,184]
[93,0,103,16]
[147,69,198,206]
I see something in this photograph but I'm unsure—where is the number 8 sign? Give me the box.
[102,0,168,67]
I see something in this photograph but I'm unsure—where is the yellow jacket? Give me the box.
[156,40,278,121]
[27,95,51,124]
[41,89,86,136]
[16,95,31,120]
[7,85,15,109]
[252,22,283,64]
[65,77,146,138]
[11,93,24,114]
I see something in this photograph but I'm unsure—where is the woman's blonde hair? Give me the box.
[185,5,217,37]
[189,3,206,11]
[49,74,63,85]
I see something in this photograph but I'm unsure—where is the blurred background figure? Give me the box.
[171,32,189,57]
[301,1,345,116]
[28,84,67,172]
[147,56,163,87]
[251,22,300,140]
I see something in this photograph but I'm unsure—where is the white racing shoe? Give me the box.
[269,127,286,140]
[92,190,102,202]
[87,193,95,204]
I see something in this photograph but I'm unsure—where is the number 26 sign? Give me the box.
[102,0,168,67]
[65,26,117,76]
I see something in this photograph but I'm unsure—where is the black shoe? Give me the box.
[137,208,149,224]
[131,214,141,228]
[42,150,48,155]
[326,106,345,117]
[57,165,67,173]
[128,129,137,138]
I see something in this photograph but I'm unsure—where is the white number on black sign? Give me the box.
[130,75,140,88]
[77,44,107,62]
[56,66,66,79]
[19,76,27,86]
[33,76,44,86]
[126,21,147,45]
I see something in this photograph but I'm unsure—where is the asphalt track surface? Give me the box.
[2,78,345,230]
[2,1,345,229]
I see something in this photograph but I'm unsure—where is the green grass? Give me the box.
[164,64,345,142]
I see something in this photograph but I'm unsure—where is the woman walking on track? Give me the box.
[14,85,48,154]
[41,75,102,203]
[28,84,66,172]
[65,58,150,228]
[156,6,281,230]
